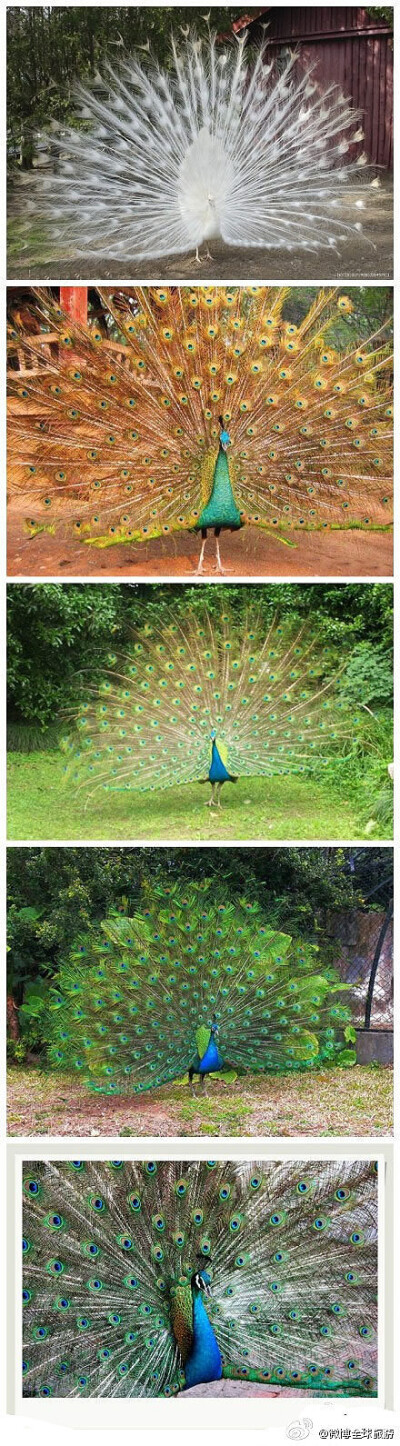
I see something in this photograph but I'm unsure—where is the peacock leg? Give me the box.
[200,1073,208,1095]
[215,535,226,575]
[196,535,207,574]
[216,782,223,809]
[206,783,217,807]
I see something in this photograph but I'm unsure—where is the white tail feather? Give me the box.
[22,34,380,261]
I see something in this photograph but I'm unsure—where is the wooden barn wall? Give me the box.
[259,8,393,168]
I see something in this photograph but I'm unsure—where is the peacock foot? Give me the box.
[194,247,214,265]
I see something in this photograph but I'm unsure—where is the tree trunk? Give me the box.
[7,995,20,1041]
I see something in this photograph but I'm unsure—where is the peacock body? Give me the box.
[64,607,362,806]
[7,286,393,568]
[18,33,384,264]
[42,880,357,1095]
[22,1157,378,1397]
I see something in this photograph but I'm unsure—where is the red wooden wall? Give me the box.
[242,8,393,168]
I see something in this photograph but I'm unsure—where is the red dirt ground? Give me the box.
[7,519,392,578]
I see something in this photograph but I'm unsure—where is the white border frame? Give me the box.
[3,0,398,1438]
[8,1145,387,1429]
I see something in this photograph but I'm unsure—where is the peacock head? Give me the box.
[210,728,217,741]
[192,1253,213,1296]
[192,1267,212,1297]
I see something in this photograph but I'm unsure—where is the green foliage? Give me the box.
[340,643,393,709]
[7,583,121,729]
[284,287,392,343]
[366,8,393,28]
[7,6,250,163]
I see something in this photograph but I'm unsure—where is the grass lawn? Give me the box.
[7,751,389,840]
[7,1064,393,1138]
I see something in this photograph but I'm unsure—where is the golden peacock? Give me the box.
[8,286,392,572]
[64,606,364,810]
[37,879,358,1096]
[22,1158,378,1397]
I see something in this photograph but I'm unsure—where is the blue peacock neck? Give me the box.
[184,1278,223,1389]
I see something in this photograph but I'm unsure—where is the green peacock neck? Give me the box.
[197,447,242,531]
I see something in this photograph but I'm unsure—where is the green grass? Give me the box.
[7,750,391,840]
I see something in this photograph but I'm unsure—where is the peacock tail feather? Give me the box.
[62,607,364,798]
[22,1157,378,1397]
[42,879,357,1094]
[8,286,392,549]
[14,33,387,264]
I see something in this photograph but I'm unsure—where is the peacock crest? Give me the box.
[15,32,385,264]
[40,879,357,1095]
[22,1158,378,1397]
[7,285,392,567]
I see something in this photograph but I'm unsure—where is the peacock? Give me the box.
[40,879,357,1096]
[22,1157,378,1398]
[16,31,385,267]
[64,606,363,809]
[7,286,393,572]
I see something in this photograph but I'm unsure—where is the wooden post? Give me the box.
[60,286,88,324]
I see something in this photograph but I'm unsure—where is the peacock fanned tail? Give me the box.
[43,879,357,1095]
[7,285,392,549]
[62,607,364,799]
[16,33,386,263]
[22,1158,378,1398]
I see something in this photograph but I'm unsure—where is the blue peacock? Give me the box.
[22,1158,378,1398]
[64,607,362,810]
[8,286,393,572]
[40,880,357,1095]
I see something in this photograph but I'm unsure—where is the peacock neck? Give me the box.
[197,448,242,531]
[184,1288,223,1389]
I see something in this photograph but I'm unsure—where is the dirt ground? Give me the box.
[7,518,393,579]
[7,182,393,280]
[7,1065,393,1138]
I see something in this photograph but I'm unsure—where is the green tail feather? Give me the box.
[22,1158,378,1398]
[64,608,364,798]
[37,880,358,1094]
